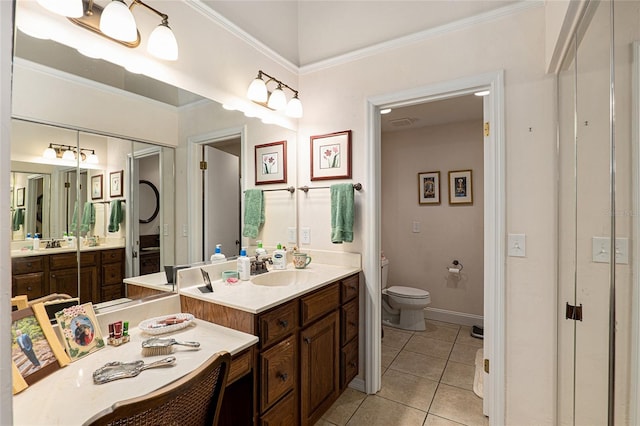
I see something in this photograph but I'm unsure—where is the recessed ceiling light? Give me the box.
[380,108,392,114]
[474,90,490,97]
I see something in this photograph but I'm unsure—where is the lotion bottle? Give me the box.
[33,234,40,250]
[272,243,286,270]
[210,244,226,263]
[237,247,251,280]
[256,240,267,257]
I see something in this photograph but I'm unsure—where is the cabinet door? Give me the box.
[260,335,296,413]
[12,273,46,300]
[300,311,340,425]
[260,392,297,426]
[50,267,97,303]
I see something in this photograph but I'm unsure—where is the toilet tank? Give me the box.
[381,258,389,289]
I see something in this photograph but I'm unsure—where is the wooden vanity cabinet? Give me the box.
[100,248,125,302]
[340,274,360,389]
[11,256,47,300]
[49,251,99,304]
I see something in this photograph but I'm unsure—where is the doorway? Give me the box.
[366,71,505,424]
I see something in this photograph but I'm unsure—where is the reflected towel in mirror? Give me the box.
[108,200,123,233]
[80,202,95,233]
[12,208,24,231]
[242,189,264,238]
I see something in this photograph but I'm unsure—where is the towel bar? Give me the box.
[298,183,362,193]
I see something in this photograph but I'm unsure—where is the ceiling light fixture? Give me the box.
[58,0,178,61]
[380,108,392,115]
[36,0,84,18]
[247,71,303,118]
[42,143,99,164]
[474,90,490,97]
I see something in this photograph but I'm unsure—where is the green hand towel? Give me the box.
[108,200,123,233]
[70,201,79,234]
[80,202,95,233]
[242,189,264,238]
[12,208,24,231]
[331,184,355,244]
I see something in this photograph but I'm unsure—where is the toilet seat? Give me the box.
[386,286,429,299]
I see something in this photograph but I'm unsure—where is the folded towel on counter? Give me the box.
[108,200,123,233]
[242,189,264,238]
[80,202,95,233]
[11,208,24,231]
[330,184,354,244]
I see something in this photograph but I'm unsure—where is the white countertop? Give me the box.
[11,242,126,258]
[13,318,258,425]
[179,263,361,314]
[123,271,173,292]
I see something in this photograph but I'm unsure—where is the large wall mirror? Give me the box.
[10,13,298,306]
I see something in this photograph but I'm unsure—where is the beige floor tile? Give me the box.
[389,350,447,382]
[423,414,466,426]
[382,326,413,350]
[404,335,454,360]
[415,322,460,342]
[429,383,488,426]
[315,419,338,426]
[382,344,400,369]
[345,395,426,426]
[449,342,480,366]
[426,320,460,329]
[441,361,475,391]
[378,368,438,411]
[321,388,367,426]
[455,326,484,347]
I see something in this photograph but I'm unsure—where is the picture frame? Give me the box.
[255,141,287,185]
[11,303,71,394]
[418,171,440,205]
[448,169,473,205]
[91,174,103,200]
[310,130,352,181]
[55,302,105,362]
[109,170,123,198]
[16,187,25,207]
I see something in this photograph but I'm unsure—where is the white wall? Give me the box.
[382,120,484,317]
[297,6,557,424]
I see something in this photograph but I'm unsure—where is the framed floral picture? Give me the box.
[110,170,123,198]
[255,141,287,185]
[418,171,440,205]
[11,303,70,394]
[55,303,105,362]
[91,174,103,200]
[448,169,473,205]
[311,130,352,181]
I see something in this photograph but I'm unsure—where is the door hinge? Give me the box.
[484,122,490,137]
[199,161,207,170]
[565,302,583,321]
[64,182,71,188]
[484,358,490,374]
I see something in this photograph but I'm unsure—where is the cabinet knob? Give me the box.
[349,362,357,368]
[304,337,311,344]
[349,321,357,326]
[26,262,32,268]
[278,319,288,328]
[276,372,288,382]
[27,286,32,291]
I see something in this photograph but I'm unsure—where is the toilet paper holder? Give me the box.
[446,260,463,274]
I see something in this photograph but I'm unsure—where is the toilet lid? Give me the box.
[386,286,429,299]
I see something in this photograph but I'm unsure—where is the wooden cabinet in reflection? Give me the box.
[139,234,160,275]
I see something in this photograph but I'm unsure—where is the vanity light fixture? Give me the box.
[59,0,179,61]
[247,71,303,118]
[36,0,84,18]
[42,143,99,164]
[380,108,392,114]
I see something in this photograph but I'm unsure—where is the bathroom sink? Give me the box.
[250,270,311,287]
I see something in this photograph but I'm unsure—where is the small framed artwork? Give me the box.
[91,174,103,200]
[11,303,70,394]
[448,169,473,205]
[418,171,440,205]
[16,187,25,207]
[255,141,287,185]
[55,303,105,362]
[311,130,352,181]
[110,170,123,198]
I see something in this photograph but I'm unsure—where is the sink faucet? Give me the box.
[45,239,62,249]
[251,255,272,275]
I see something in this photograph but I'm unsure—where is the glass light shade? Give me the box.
[267,87,287,111]
[285,96,303,118]
[247,78,268,102]
[148,23,179,61]
[36,0,83,18]
[43,146,56,159]
[62,149,76,161]
[86,153,99,164]
[100,0,137,42]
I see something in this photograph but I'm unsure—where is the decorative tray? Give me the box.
[138,313,195,335]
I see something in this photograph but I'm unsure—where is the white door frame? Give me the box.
[365,70,505,424]
[187,126,246,264]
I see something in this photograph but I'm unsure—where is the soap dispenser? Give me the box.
[272,243,286,270]
[237,247,251,280]
[210,244,226,263]
[256,240,267,257]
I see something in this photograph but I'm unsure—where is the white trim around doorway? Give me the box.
[365,70,505,425]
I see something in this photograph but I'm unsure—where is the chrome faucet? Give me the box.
[250,255,272,275]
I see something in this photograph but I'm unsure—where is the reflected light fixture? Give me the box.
[474,90,490,97]
[49,0,179,61]
[247,70,303,118]
[36,0,83,18]
[380,108,392,115]
[42,143,99,164]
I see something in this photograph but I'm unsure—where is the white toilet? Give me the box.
[381,257,431,331]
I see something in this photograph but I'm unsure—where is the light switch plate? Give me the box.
[592,237,629,264]
[163,224,169,236]
[301,227,311,244]
[412,221,420,233]
[507,234,526,257]
[287,227,297,243]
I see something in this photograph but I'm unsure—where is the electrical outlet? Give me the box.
[163,224,169,236]
[182,224,188,237]
[287,227,297,243]
[301,227,311,244]
[412,221,420,233]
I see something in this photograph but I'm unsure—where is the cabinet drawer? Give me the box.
[80,251,99,266]
[228,347,253,385]
[260,391,296,426]
[340,337,358,389]
[101,284,123,302]
[259,300,298,349]
[49,253,77,270]
[341,298,359,346]
[102,263,123,286]
[300,282,340,327]
[102,248,124,264]
[12,256,45,274]
[13,273,46,300]
[260,335,296,412]
[340,274,359,303]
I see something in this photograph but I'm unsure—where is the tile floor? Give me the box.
[317,320,488,426]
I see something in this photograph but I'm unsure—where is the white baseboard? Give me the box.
[424,307,484,327]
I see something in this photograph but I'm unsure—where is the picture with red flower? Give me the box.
[311,130,352,181]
